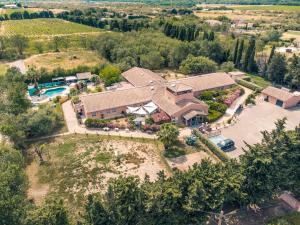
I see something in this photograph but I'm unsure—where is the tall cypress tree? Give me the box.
[203,31,208,40]
[267,53,287,85]
[268,45,276,65]
[243,38,256,72]
[236,39,244,68]
[233,39,239,66]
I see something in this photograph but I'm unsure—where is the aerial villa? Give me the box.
[77,67,236,126]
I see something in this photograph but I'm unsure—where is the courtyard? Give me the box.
[222,97,300,158]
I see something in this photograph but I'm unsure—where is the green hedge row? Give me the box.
[192,129,229,162]
[236,79,263,92]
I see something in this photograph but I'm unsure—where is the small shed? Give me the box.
[76,72,92,81]
[65,76,78,84]
[262,86,300,109]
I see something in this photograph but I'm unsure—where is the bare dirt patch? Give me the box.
[26,161,50,205]
[26,134,168,207]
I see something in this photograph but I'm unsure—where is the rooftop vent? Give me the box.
[171,84,176,87]
[150,86,155,91]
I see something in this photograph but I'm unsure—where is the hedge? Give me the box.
[236,79,263,92]
[192,129,229,162]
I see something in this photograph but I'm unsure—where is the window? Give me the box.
[111,108,117,113]
[91,112,96,117]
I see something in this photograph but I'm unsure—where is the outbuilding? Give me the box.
[262,86,300,109]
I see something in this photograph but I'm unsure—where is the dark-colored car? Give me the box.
[217,139,235,152]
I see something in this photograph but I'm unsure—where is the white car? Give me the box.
[103,127,110,131]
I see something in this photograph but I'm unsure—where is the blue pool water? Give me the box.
[209,135,226,145]
[43,87,66,98]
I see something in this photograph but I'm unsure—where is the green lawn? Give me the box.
[0,18,100,36]
[245,74,271,88]
[233,5,300,11]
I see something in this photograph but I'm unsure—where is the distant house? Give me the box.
[76,72,92,81]
[276,46,300,54]
[3,4,19,9]
[262,86,300,109]
[77,67,236,125]
[65,76,78,84]
[205,20,223,27]
[228,71,246,80]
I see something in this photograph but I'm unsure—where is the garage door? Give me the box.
[276,100,283,107]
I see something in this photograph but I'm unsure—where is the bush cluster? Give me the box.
[85,118,132,130]
[237,78,263,92]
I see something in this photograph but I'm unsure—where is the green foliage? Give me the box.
[0,68,64,147]
[242,38,257,73]
[24,105,64,138]
[180,55,217,74]
[0,143,28,225]
[285,54,300,89]
[240,119,300,204]
[25,199,70,225]
[220,61,235,72]
[157,123,179,149]
[266,212,300,225]
[10,34,28,56]
[267,53,287,85]
[236,78,263,92]
[100,65,121,86]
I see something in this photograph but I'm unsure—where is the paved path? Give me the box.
[9,60,27,74]
[62,101,157,139]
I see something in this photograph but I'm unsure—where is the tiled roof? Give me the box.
[167,83,193,93]
[122,67,165,87]
[80,85,156,113]
[176,73,235,92]
[76,72,92,80]
[262,86,295,102]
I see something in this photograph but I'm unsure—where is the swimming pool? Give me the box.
[43,87,67,98]
[209,135,226,145]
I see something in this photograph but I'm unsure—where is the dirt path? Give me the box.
[26,161,49,205]
[9,59,27,74]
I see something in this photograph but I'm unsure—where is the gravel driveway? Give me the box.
[221,97,300,158]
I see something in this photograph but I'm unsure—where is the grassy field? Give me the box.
[26,134,168,210]
[0,62,9,76]
[24,50,106,71]
[245,74,271,88]
[0,18,100,36]
[282,30,300,42]
[231,5,300,11]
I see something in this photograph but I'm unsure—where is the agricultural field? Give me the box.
[24,50,106,71]
[230,5,300,11]
[0,18,100,36]
[26,134,169,208]
[282,30,300,42]
[194,10,277,21]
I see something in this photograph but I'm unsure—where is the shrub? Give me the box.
[206,101,227,114]
[85,118,111,128]
[71,96,80,104]
[207,109,223,123]
[180,55,217,75]
[236,79,263,92]
[192,129,229,162]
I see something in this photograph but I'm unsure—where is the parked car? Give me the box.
[103,127,110,131]
[217,139,235,152]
